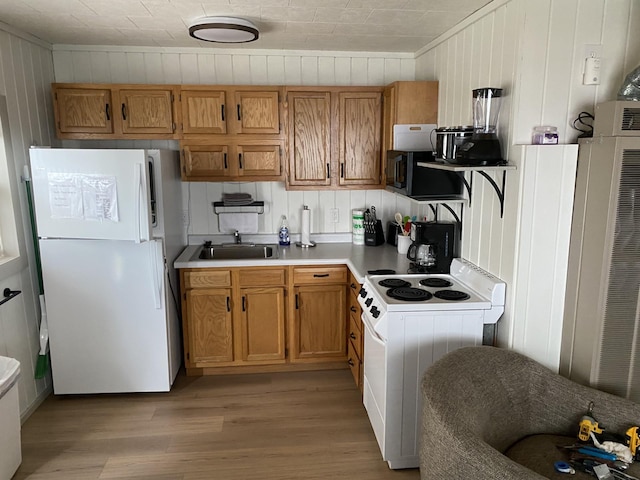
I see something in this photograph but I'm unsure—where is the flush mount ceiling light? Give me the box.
[189,17,259,43]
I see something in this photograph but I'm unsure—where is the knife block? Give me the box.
[365,220,385,246]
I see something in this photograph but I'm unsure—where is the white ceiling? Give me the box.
[1,0,492,53]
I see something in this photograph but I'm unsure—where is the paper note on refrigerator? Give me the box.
[82,175,119,222]
[47,173,83,219]
[47,173,119,222]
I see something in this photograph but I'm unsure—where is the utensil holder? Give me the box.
[365,220,385,246]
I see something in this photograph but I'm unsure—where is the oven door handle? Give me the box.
[361,313,385,345]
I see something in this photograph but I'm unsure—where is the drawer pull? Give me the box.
[350,306,357,313]
[313,273,329,278]
[350,332,356,340]
[350,283,357,290]
[347,358,355,367]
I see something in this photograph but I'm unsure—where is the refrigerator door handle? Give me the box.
[134,162,152,243]
[150,241,163,310]
[134,163,142,243]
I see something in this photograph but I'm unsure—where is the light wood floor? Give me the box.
[15,369,420,479]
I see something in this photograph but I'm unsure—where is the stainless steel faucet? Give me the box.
[233,230,241,244]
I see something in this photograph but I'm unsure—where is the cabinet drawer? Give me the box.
[348,315,362,358]
[293,266,347,285]
[347,340,361,388]
[184,270,231,289]
[238,268,286,287]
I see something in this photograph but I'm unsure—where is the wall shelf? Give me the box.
[385,189,466,228]
[416,161,517,218]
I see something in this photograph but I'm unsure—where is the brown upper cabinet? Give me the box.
[181,139,283,182]
[284,86,383,190]
[52,83,180,140]
[382,81,439,153]
[180,86,282,137]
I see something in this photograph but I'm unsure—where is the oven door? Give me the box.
[362,313,387,457]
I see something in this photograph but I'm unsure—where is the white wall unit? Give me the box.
[0,25,57,418]
[502,145,578,370]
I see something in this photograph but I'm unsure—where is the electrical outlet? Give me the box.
[331,208,339,223]
[182,210,189,226]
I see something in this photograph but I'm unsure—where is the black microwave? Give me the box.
[386,150,463,199]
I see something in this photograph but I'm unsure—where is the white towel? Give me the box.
[218,212,259,234]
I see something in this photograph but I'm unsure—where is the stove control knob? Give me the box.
[365,297,373,307]
[371,307,380,318]
[359,287,367,298]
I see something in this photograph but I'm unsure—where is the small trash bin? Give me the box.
[0,356,21,479]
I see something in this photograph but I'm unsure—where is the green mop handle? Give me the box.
[23,165,44,295]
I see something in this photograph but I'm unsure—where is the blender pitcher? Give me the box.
[473,87,502,133]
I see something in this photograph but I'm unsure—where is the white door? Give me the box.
[40,238,170,394]
[30,148,152,242]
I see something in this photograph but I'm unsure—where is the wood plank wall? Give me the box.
[0,25,56,418]
[414,0,640,367]
[52,47,422,237]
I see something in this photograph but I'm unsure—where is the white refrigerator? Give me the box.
[29,148,184,394]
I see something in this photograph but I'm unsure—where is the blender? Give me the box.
[455,87,505,166]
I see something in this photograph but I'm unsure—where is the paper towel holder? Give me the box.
[296,204,316,248]
[212,201,264,215]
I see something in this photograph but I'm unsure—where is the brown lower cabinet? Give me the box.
[181,267,286,371]
[180,264,349,375]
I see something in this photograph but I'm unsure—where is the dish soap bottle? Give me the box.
[278,215,290,246]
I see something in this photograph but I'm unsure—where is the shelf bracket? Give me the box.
[456,171,472,204]
[476,170,507,218]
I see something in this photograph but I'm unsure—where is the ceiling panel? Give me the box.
[1,0,491,52]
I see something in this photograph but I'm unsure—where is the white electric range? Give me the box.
[358,258,506,469]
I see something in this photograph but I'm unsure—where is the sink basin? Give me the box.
[191,244,278,261]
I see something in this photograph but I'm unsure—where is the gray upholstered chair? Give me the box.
[419,346,640,479]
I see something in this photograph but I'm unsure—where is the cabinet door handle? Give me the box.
[237,104,241,121]
[313,273,329,278]
[340,163,344,178]
[105,103,110,121]
[221,104,225,122]
[350,306,357,313]
[239,153,243,169]
[121,103,127,120]
[242,296,246,312]
[347,358,355,367]
[295,294,299,309]
[326,163,330,178]
[223,153,228,169]
[350,283,357,290]
[226,296,230,312]
[350,332,356,340]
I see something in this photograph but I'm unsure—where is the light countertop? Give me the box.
[174,242,413,283]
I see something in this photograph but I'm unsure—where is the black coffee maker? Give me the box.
[406,221,459,274]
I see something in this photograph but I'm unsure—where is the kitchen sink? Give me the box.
[191,243,278,261]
